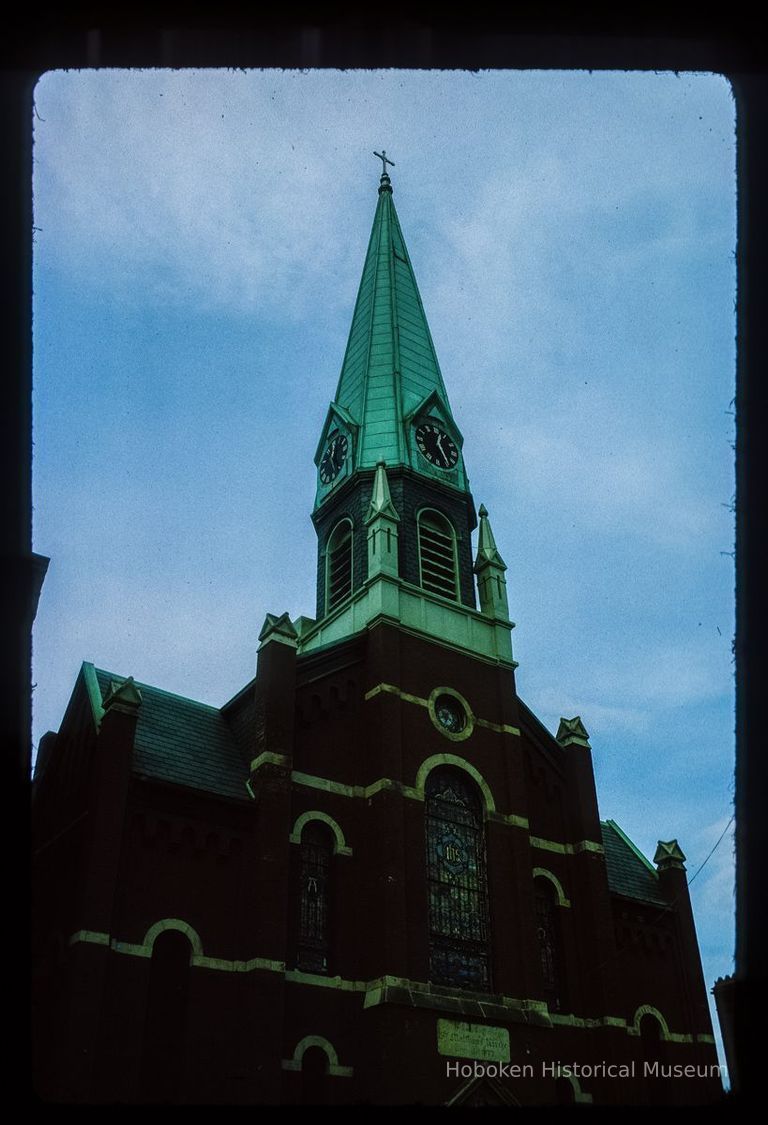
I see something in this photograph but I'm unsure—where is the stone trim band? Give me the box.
[249,752,604,858]
[364,681,521,738]
[66,928,713,1045]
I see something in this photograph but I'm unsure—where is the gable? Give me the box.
[601,819,667,906]
[93,668,250,803]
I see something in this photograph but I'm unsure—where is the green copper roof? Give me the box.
[315,169,470,506]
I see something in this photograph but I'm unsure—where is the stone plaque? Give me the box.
[437,1018,510,1061]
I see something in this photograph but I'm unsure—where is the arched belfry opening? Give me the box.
[326,519,353,612]
[418,509,459,600]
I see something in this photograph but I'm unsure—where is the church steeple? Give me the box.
[302,160,513,670]
[314,158,470,511]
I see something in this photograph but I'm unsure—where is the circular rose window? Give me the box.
[434,694,467,735]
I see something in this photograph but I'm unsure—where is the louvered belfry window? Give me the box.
[327,519,353,611]
[418,510,458,599]
[297,821,334,974]
[426,768,491,990]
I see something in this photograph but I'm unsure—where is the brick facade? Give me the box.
[32,619,722,1105]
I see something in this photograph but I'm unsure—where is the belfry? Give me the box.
[32,160,721,1105]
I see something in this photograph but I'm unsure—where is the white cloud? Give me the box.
[34,70,364,318]
[499,406,714,549]
[585,638,732,710]
[526,685,650,737]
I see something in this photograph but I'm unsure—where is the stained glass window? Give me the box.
[297,821,333,974]
[425,768,491,990]
[534,877,562,1011]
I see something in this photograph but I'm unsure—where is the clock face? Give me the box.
[415,423,459,470]
[319,433,349,484]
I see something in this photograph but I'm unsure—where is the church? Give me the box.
[31,157,722,1106]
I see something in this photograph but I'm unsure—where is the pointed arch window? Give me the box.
[418,510,458,600]
[534,876,563,1012]
[296,820,334,974]
[425,768,491,990]
[326,519,353,612]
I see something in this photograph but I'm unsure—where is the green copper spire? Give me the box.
[314,159,469,509]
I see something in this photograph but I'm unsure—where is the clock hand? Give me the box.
[435,433,448,466]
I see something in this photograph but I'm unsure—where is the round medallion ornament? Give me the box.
[435,694,467,734]
[427,687,475,742]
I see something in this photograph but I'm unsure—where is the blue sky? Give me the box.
[32,69,735,1073]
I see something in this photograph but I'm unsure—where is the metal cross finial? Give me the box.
[374,150,395,176]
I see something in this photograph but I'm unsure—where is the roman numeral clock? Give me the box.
[415,422,459,471]
[318,433,349,485]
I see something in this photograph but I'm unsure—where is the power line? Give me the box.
[687,815,735,887]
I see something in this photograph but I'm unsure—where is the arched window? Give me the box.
[326,519,353,611]
[296,820,334,974]
[300,1046,329,1106]
[425,768,490,990]
[534,876,563,1012]
[140,929,191,1102]
[418,510,458,600]
[640,1013,668,1103]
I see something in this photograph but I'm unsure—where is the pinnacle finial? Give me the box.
[102,675,142,713]
[374,149,395,194]
[258,611,299,647]
[366,460,400,523]
[556,716,591,749]
[476,503,505,566]
[374,149,395,176]
[654,839,687,871]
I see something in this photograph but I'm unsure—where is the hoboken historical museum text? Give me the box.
[445,1060,726,1081]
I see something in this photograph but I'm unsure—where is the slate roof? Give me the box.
[601,819,667,906]
[93,667,249,803]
